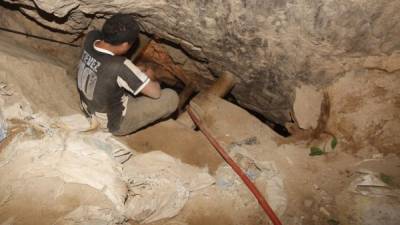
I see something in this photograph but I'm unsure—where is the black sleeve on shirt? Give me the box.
[116,59,150,95]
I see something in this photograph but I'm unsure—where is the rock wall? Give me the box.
[0,35,80,116]
[0,5,82,70]
[2,0,400,124]
[327,70,400,155]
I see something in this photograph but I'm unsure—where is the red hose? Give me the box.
[188,107,283,225]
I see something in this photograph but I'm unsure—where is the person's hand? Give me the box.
[137,64,147,71]
[136,62,156,81]
[145,67,156,81]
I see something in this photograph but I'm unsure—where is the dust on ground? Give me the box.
[118,120,224,173]
[119,93,400,225]
[0,22,399,225]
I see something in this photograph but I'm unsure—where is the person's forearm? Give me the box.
[146,71,157,81]
[137,63,157,81]
[141,80,161,99]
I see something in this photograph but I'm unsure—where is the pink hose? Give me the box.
[188,107,283,225]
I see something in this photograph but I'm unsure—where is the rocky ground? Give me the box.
[0,26,399,225]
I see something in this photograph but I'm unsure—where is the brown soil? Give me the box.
[120,95,400,225]
[118,119,224,174]
[0,177,114,225]
[1,19,399,225]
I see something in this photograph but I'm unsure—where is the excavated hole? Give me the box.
[0,1,292,138]
[3,3,400,225]
[226,93,291,137]
[124,34,292,136]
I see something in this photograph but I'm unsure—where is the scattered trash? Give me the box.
[216,165,238,188]
[0,110,7,142]
[355,170,388,187]
[349,169,400,197]
[0,107,215,224]
[230,136,259,147]
[337,179,400,225]
[215,145,287,216]
[2,106,215,224]
[123,151,215,223]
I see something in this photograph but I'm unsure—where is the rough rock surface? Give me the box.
[0,29,399,224]
[293,85,323,130]
[327,71,400,154]
[0,4,80,68]
[3,0,400,124]
[0,35,79,116]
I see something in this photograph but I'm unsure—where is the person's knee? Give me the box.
[112,125,140,136]
[112,89,179,136]
[111,130,125,136]
[161,88,179,113]
[111,128,129,136]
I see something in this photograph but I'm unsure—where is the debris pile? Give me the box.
[0,96,215,224]
[0,38,215,224]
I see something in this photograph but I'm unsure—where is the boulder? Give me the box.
[293,85,324,130]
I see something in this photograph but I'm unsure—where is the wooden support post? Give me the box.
[178,81,196,112]
[203,71,236,98]
[177,71,237,127]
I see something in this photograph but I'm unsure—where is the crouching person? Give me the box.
[77,14,178,135]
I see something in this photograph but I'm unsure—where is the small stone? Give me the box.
[320,190,333,203]
[372,153,384,159]
[243,136,258,145]
[320,207,331,217]
[304,199,313,208]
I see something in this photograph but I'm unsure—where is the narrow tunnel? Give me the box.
[0,2,291,136]
[0,1,400,225]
